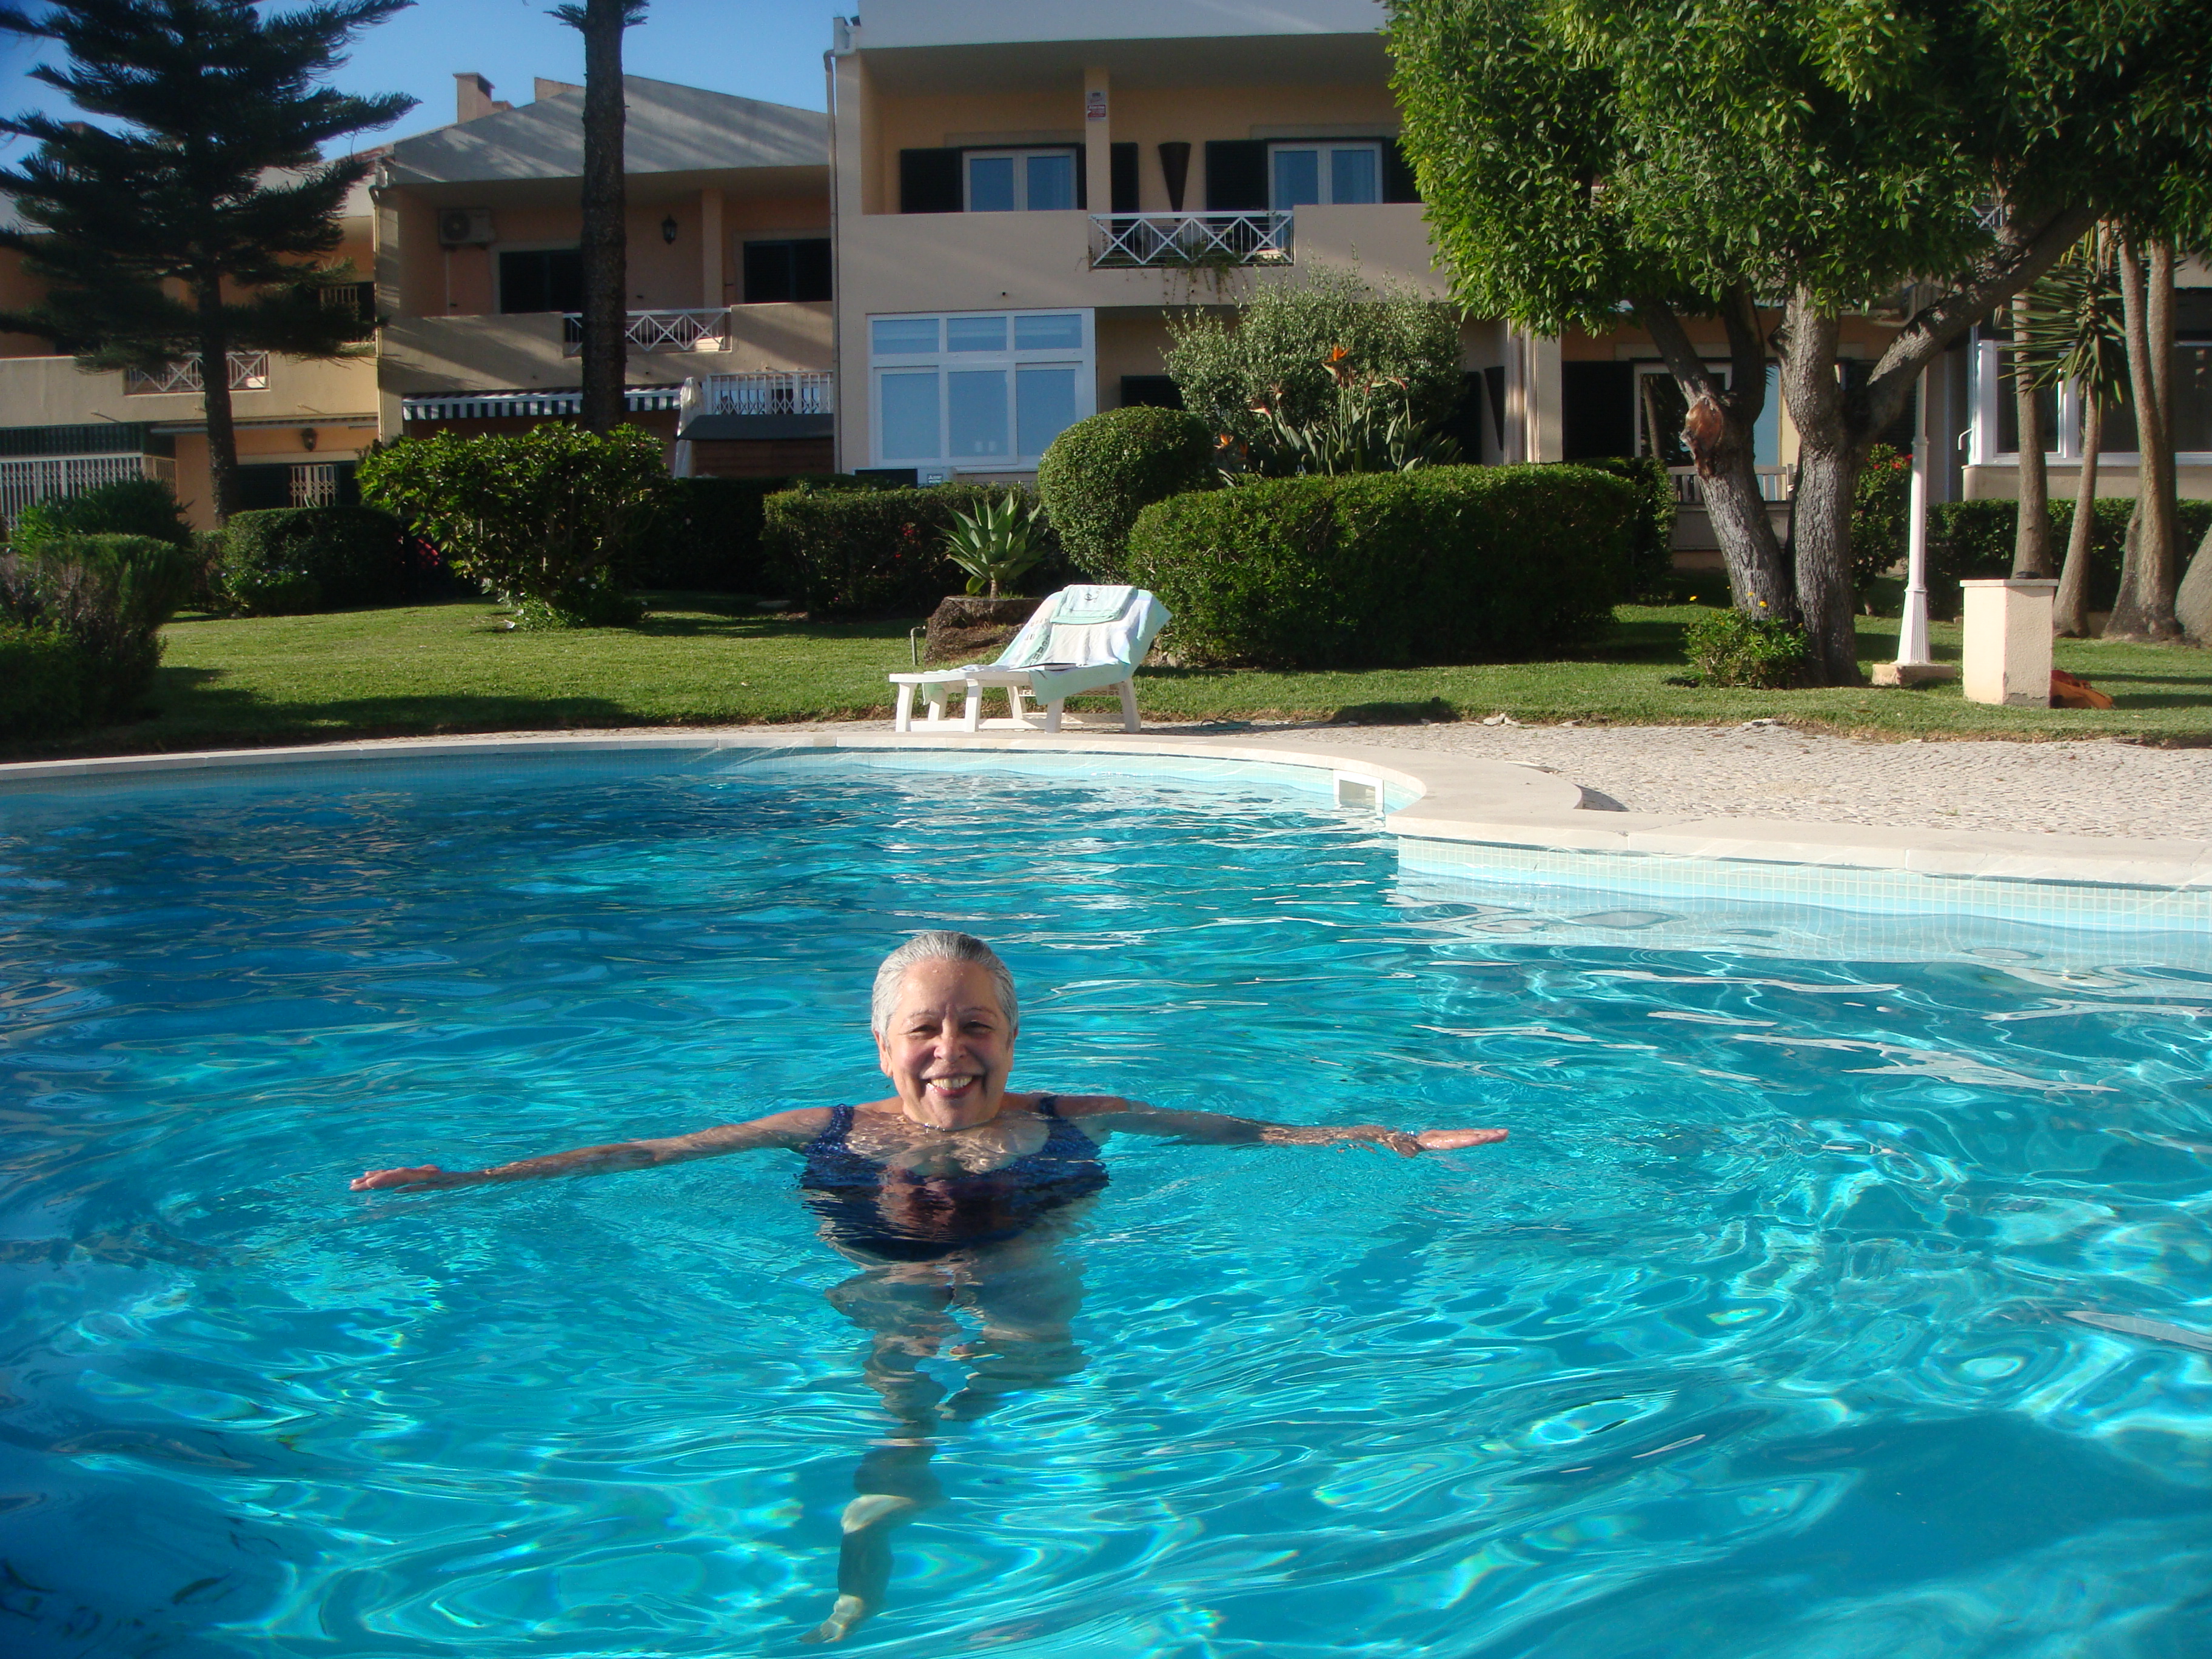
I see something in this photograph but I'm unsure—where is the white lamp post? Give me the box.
[1874,358,1957,686]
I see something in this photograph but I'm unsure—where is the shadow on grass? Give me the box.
[7,677,666,763]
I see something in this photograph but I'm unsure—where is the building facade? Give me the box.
[1,5,2204,540]
[0,179,380,531]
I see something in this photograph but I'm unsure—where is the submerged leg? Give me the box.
[808,1264,957,1644]
[943,1238,1088,1421]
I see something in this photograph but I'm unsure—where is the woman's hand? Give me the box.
[349,1164,481,1191]
[1415,1128,1509,1151]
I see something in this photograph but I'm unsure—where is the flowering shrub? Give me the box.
[1681,607,1811,688]
[1851,442,1911,597]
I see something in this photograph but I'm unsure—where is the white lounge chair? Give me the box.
[890,585,1171,734]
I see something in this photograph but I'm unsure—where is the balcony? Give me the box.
[1671,466,1794,505]
[684,370,832,418]
[677,370,834,443]
[1089,212,1294,270]
[0,452,175,528]
[561,307,734,357]
[124,352,270,395]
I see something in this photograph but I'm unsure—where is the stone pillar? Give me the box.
[700,187,723,309]
[1960,578,2056,706]
[1084,66,1110,215]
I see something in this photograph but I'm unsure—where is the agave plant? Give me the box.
[943,490,1050,598]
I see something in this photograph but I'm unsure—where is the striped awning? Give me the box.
[400,386,683,421]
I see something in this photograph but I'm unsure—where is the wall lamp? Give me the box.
[661,213,679,244]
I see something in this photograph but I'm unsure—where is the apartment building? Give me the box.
[374,73,834,475]
[0,179,379,531]
[826,0,1496,482]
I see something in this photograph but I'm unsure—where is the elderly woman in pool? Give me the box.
[351,931,1505,1641]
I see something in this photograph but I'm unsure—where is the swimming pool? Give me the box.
[6,746,2212,1657]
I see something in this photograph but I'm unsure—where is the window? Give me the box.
[1971,317,2212,461]
[964,149,1079,212]
[498,247,584,315]
[1268,142,1382,208]
[870,310,1094,471]
[1635,364,1781,469]
[742,238,831,304]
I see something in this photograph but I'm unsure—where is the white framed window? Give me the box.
[1269,141,1381,208]
[1634,362,1781,468]
[964,149,1079,212]
[1968,334,2212,466]
[870,309,1094,472]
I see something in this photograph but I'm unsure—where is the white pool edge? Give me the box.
[3,726,2209,894]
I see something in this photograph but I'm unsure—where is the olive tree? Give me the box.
[1388,0,2212,684]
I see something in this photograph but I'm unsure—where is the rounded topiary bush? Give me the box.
[1036,406,1216,582]
[0,620,89,738]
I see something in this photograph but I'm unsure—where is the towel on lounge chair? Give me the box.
[888,585,1171,733]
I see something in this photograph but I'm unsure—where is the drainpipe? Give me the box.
[824,37,843,474]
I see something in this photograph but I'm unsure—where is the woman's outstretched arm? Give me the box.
[1054,1097,1506,1158]
[348,1107,831,1191]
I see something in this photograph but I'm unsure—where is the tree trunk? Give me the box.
[195,277,238,525]
[578,0,629,434]
[2174,515,2212,642]
[2010,297,2052,577]
[1637,294,1794,617]
[1774,302,1866,685]
[2106,236,2180,638]
[2054,397,2100,637]
[1787,440,1865,684]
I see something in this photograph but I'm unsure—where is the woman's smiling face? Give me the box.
[874,957,1017,1130]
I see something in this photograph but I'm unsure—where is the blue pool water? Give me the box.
[5,749,2212,1658]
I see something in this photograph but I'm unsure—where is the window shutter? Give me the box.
[1382,138,1421,203]
[1204,140,1268,210]
[1110,142,1139,213]
[794,238,832,301]
[899,147,962,213]
[1075,144,1088,210]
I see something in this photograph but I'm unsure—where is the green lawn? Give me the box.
[12,593,2212,763]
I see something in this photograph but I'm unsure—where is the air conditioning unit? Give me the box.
[437,207,495,247]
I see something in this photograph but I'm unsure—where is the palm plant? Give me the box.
[943,491,1050,598]
[1235,347,1462,478]
[2022,231,2128,637]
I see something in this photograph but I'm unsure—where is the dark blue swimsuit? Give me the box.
[800,1096,1108,1261]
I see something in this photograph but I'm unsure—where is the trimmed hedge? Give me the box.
[612,474,883,594]
[1124,464,1637,668]
[0,620,88,738]
[1036,407,1217,581]
[10,476,194,553]
[762,482,1062,618]
[1557,454,1674,600]
[1928,498,2212,620]
[217,505,419,615]
[0,532,196,718]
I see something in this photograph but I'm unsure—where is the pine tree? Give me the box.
[0,1,415,523]
[552,0,646,434]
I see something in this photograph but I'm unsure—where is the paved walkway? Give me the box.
[1252,722,2212,840]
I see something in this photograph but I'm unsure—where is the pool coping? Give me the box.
[3,726,2209,893]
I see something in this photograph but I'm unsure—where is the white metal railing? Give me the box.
[1670,466,1794,506]
[0,453,175,528]
[123,352,270,395]
[1088,211,1294,269]
[562,307,732,356]
[680,370,834,427]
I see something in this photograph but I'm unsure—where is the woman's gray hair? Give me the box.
[871,931,1019,1035]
